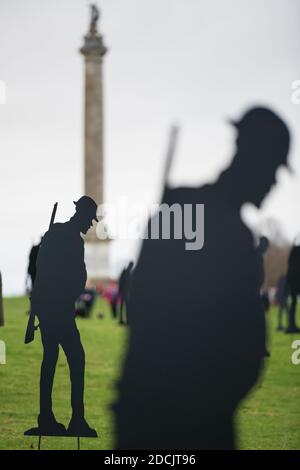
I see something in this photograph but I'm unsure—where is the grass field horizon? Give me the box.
[0,296,299,450]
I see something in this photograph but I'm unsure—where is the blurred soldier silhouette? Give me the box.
[115,107,291,449]
[257,236,270,357]
[286,243,300,333]
[27,239,42,292]
[275,275,289,331]
[118,261,134,325]
[25,196,98,437]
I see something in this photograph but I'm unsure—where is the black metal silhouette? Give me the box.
[27,240,42,292]
[115,107,291,450]
[275,275,289,331]
[118,261,134,325]
[257,236,271,357]
[286,244,300,333]
[25,204,58,345]
[24,196,98,440]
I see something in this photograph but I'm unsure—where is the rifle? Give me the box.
[24,202,58,344]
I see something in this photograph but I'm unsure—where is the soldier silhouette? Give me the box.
[27,239,42,292]
[115,107,291,449]
[25,196,98,437]
[275,275,289,331]
[118,261,134,325]
[257,236,271,357]
[286,243,300,333]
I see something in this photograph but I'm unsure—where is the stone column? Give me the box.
[80,21,106,212]
[80,6,110,280]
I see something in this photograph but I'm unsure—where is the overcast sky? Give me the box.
[0,0,299,295]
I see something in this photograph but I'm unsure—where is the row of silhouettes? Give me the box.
[24,106,299,449]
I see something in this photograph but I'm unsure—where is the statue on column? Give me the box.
[90,4,100,34]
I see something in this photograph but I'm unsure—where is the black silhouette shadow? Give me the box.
[114,107,291,450]
[257,236,271,357]
[27,239,42,293]
[24,196,98,439]
[275,275,289,331]
[286,244,300,333]
[118,261,134,325]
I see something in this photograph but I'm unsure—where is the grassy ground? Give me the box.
[0,296,299,450]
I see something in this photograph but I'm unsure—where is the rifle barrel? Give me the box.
[49,202,58,230]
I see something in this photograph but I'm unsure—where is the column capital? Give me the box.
[80,32,107,59]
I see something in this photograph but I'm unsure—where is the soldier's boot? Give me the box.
[38,412,66,435]
[67,415,98,437]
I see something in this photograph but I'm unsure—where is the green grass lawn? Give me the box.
[0,296,299,450]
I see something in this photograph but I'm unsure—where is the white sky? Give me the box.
[0,0,299,295]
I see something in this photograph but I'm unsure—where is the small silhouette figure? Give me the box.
[118,262,134,325]
[257,236,271,357]
[27,239,42,292]
[115,107,290,449]
[275,275,289,331]
[110,286,119,320]
[24,196,98,437]
[286,244,300,333]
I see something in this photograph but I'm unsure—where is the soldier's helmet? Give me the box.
[73,196,98,222]
[230,106,291,170]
